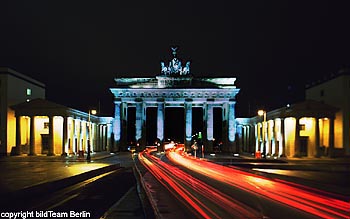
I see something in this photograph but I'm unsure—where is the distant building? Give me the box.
[11,98,113,156]
[237,100,338,158]
[0,67,45,155]
[236,68,349,158]
[305,68,350,156]
[1,67,113,156]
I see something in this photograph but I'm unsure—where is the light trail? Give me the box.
[138,148,264,219]
[167,147,350,219]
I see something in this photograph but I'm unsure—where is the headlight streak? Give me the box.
[138,149,263,219]
[167,148,350,219]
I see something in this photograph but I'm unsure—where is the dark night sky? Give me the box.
[1,1,350,117]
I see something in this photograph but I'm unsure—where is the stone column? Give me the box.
[250,125,255,153]
[99,124,106,151]
[141,102,147,148]
[206,103,214,152]
[184,100,192,152]
[101,124,107,151]
[294,117,300,157]
[94,123,98,152]
[263,119,269,157]
[29,116,36,156]
[13,116,22,155]
[157,100,165,143]
[329,117,335,157]
[222,103,228,151]
[136,101,143,144]
[99,124,103,151]
[80,120,84,152]
[48,116,55,156]
[255,123,259,152]
[273,119,278,156]
[202,103,207,148]
[268,121,274,156]
[107,123,112,152]
[72,118,76,154]
[95,124,100,151]
[113,101,121,151]
[76,119,81,152]
[121,102,128,150]
[246,126,250,152]
[62,116,68,156]
[121,103,128,150]
[280,118,286,157]
[228,101,236,152]
[242,126,246,152]
[315,118,320,157]
[259,122,264,152]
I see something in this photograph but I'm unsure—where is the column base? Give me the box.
[226,141,237,153]
[10,146,21,156]
[185,140,192,153]
[115,140,121,152]
[205,140,214,153]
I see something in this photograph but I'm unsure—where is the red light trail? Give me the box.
[167,147,350,219]
[139,148,263,219]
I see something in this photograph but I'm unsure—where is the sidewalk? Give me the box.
[0,152,148,219]
[0,152,119,194]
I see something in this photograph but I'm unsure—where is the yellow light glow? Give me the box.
[66,163,109,175]
[90,110,97,115]
[257,110,265,116]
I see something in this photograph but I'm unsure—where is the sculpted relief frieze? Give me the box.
[113,89,236,99]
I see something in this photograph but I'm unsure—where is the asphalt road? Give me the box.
[137,150,350,218]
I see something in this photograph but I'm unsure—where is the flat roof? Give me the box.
[0,67,46,88]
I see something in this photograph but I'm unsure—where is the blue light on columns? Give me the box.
[228,102,236,142]
[157,102,164,141]
[185,102,192,141]
[113,102,121,141]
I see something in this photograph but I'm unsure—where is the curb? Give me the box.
[134,159,161,219]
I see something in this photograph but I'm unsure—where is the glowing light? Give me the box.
[66,163,109,175]
[257,110,265,116]
[138,148,262,218]
[26,88,32,96]
[164,142,175,150]
[166,147,350,219]
[90,109,97,115]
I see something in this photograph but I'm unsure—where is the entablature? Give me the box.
[110,88,239,100]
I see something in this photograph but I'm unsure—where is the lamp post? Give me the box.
[87,109,97,162]
[258,110,266,157]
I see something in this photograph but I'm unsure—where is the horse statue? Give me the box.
[160,61,168,75]
[181,61,190,75]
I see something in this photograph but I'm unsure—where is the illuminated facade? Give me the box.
[1,68,113,156]
[11,98,113,156]
[237,100,338,158]
[305,69,350,156]
[110,48,240,152]
[0,67,45,155]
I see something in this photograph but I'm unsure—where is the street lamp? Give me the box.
[258,110,266,157]
[87,109,97,162]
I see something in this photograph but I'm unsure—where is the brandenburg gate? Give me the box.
[110,48,240,152]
